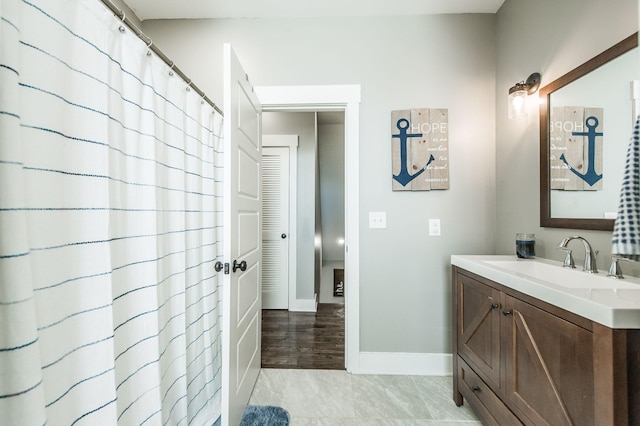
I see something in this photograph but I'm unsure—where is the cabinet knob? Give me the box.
[490,303,499,310]
[502,309,512,316]
[472,386,481,393]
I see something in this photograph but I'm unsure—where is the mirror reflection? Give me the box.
[550,48,637,219]
[540,33,639,230]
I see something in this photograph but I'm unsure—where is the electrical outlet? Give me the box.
[429,219,441,236]
[369,212,387,229]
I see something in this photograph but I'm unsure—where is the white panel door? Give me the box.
[261,146,290,309]
[222,44,262,426]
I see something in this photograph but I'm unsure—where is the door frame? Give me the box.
[255,85,361,372]
[262,135,298,310]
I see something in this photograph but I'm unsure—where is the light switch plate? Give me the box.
[369,212,387,229]
[429,219,441,236]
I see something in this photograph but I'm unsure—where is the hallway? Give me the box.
[261,304,345,370]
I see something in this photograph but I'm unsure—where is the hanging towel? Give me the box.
[612,116,640,260]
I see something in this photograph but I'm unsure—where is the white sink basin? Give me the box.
[482,259,640,290]
[451,255,640,329]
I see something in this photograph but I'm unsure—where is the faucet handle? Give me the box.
[608,256,625,279]
[557,247,576,269]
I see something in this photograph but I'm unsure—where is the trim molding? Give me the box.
[255,84,361,373]
[262,134,299,148]
[257,85,361,107]
[357,352,453,376]
[289,294,317,312]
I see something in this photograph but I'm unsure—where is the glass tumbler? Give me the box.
[516,233,535,259]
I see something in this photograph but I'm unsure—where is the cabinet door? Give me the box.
[503,295,594,426]
[457,274,501,387]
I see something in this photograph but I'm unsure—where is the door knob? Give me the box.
[233,259,247,273]
[281,233,287,239]
[214,261,224,272]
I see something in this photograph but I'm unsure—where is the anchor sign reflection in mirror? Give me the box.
[391,108,450,191]
[560,116,603,187]
[550,107,603,191]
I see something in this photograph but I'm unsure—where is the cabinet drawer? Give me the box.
[457,356,522,426]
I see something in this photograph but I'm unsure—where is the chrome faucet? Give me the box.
[557,236,598,273]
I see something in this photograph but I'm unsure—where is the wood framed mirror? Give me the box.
[539,32,638,231]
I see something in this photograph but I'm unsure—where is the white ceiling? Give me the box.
[122,0,506,21]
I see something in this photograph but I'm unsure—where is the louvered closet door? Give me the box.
[261,146,290,309]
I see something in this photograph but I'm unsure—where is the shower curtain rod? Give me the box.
[99,0,224,117]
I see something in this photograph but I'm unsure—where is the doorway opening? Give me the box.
[261,111,346,369]
[255,84,361,373]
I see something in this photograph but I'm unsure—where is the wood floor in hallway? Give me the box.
[261,303,345,370]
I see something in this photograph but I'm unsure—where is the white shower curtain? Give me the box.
[0,1,224,425]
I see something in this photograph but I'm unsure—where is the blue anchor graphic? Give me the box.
[392,118,435,187]
[560,116,603,187]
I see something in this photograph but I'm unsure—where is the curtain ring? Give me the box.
[146,39,153,56]
[168,62,174,76]
[186,80,192,92]
[118,12,126,33]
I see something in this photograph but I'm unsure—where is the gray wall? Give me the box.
[314,121,322,299]
[318,122,345,304]
[318,123,345,262]
[143,14,498,354]
[262,112,318,300]
[495,0,640,277]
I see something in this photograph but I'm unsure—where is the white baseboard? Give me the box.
[289,294,317,312]
[356,352,452,376]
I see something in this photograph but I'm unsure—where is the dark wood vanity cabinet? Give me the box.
[453,266,640,426]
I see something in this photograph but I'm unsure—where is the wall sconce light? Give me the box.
[508,72,541,119]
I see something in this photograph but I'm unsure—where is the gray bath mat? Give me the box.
[239,405,290,425]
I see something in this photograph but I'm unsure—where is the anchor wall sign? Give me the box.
[549,106,604,191]
[391,108,449,191]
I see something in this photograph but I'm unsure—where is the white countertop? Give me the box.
[451,255,640,329]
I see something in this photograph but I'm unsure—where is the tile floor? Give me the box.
[248,368,481,425]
